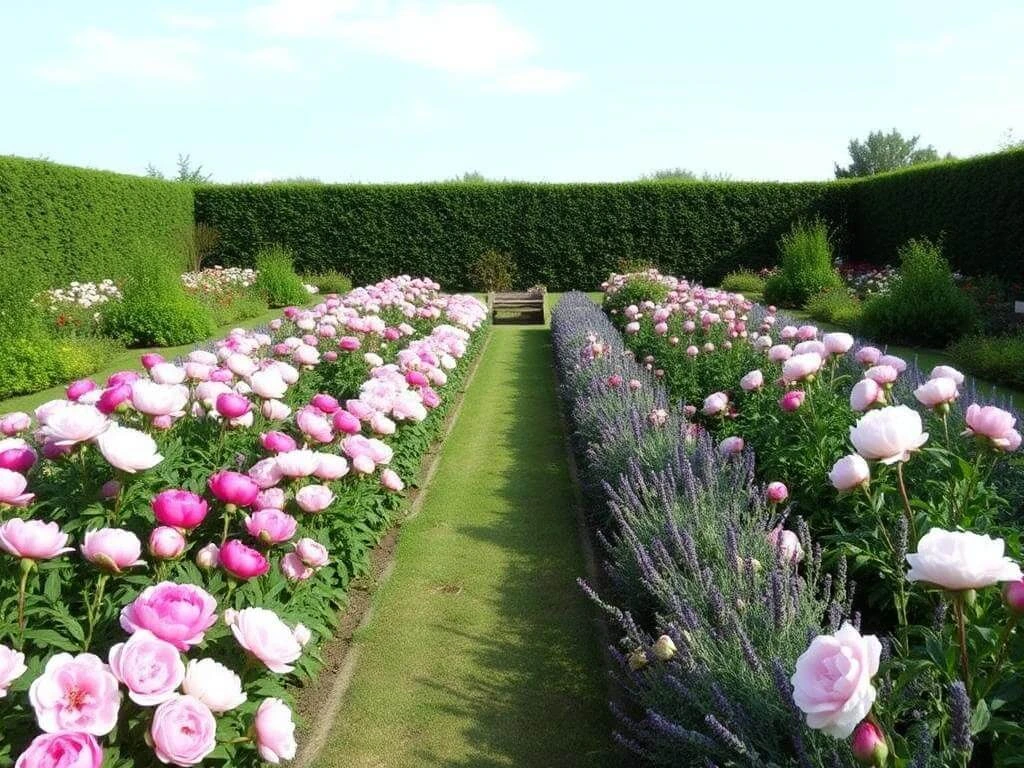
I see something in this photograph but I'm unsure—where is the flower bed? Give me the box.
[554,272,1024,766]
[0,277,487,767]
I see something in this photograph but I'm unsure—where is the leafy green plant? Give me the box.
[100,250,216,346]
[602,275,671,318]
[720,268,766,294]
[197,288,266,327]
[469,249,515,292]
[860,237,979,347]
[304,270,352,295]
[949,332,1024,389]
[253,245,311,307]
[806,287,863,327]
[763,219,843,307]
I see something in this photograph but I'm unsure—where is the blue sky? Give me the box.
[3,1,1023,182]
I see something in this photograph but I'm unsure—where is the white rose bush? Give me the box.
[0,276,488,767]
[551,271,1024,766]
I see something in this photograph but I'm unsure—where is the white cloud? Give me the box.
[236,47,301,73]
[162,12,218,31]
[245,0,540,75]
[490,67,581,93]
[37,27,202,83]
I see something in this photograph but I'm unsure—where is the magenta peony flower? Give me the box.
[152,489,209,530]
[207,470,259,507]
[230,607,302,673]
[0,444,37,474]
[120,582,218,650]
[311,393,340,413]
[779,390,805,412]
[261,431,297,453]
[80,528,144,573]
[150,695,217,767]
[66,379,97,402]
[851,721,888,767]
[29,652,121,735]
[766,481,788,504]
[14,732,102,768]
[791,622,881,738]
[108,629,185,706]
[215,392,251,419]
[0,518,71,560]
[254,698,298,763]
[219,539,270,580]
[332,409,362,435]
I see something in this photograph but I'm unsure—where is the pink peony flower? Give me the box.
[295,538,329,568]
[962,404,1020,451]
[248,457,284,489]
[120,582,218,650]
[779,390,805,412]
[29,652,121,735]
[149,527,186,560]
[81,528,144,573]
[219,539,270,580]
[767,344,793,363]
[0,469,35,507]
[851,721,889,767]
[829,454,871,492]
[930,365,965,386]
[254,698,298,764]
[245,508,298,544]
[152,490,208,530]
[0,644,27,699]
[14,732,102,768]
[150,695,217,767]
[702,392,729,417]
[314,453,349,481]
[261,431,297,453]
[791,622,881,738]
[332,409,362,435]
[131,381,188,418]
[718,436,744,457]
[768,526,803,563]
[96,425,163,473]
[195,543,220,569]
[1004,580,1024,615]
[781,352,822,384]
[40,404,108,446]
[906,527,1022,591]
[855,346,881,366]
[96,384,133,415]
[381,469,405,491]
[766,481,788,504]
[280,552,314,580]
[181,658,246,713]
[0,412,31,436]
[215,393,251,419]
[739,369,764,392]
[822,332,854,356]
[849,406,928,464]
[275,449,319,478]
[878,354,906,372]
[108,629,186,706]
[914,377,958,409]
[66,379,98,402]
[0,444,38,474]
[849,379,884,413]
[0,518,71,560]
[208,470,259,507]
[863,365,898,386]
[230,607,302,673]
[295,484,335,513]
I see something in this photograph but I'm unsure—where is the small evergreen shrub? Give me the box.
[469,249,515,292]
[253,246,310,307]
[948,332,1024,390]
[762,219,842,307]
[603,274,671,317]
[720,268,766,294]
[860,237,979,347]
[805,287,863,327]
[305,270,352,295]
[101,251,216,346]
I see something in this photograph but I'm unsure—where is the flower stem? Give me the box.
[896,462,917,545]
[16,559,32,648]
[980,615,1018,699]
[953,596,972,697]
[83,573,108,651]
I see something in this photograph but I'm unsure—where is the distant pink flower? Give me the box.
[29,652,121,735]
[702,392,729,416]
[295,538,329,568]
[914,377,959,409]
[0,518,71,560]
[66,379,97,402]
[878,354,907,372]
[208,470,259,507]
[963,404,1020,450]
[0,644,27,699]
[850,379,884,412]
[855,346,881,366]
[295,485,335,513]
[149,527,186,560]
[152,490,208,530]
[381,469,405,491]
[739,370,763,392]
[931,365,965,386]
[766,482,788,504]
[822,332,854,356]
[768,344,792,363]
[0,412,31,436]
[863,365,898,385]
[718,436,744,456]
[768,526,803,562]
[779,390,805,412]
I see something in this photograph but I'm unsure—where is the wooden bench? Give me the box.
[489,291,545,325]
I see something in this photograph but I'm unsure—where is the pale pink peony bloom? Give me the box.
[181,658,246,713]
[779,390,805,412]
[381,469,405,491]
[248,457,285,489]
[261,431,297,453]
[254,698,298,764]
[29,652,121,735]
[295,484,335,513]
[930,365,965,386]
[863,365,898,385]
[849,378,885,413]
[295,537,329,568]
[702,392,729,417]
[120,582,218,650]
[226,353,258,378]
[245,508,298,544]
[849,406,928,464]
[767,526,803,563]
[768,344,793,363]
[150,695,217,767]
[275,449,320,478]
[149,527,186,560]
[0,644,27,699]
[314,453,349,481]
[0,412,31,436]
[255,487,287,510]
[0,469,35,507]
[718,436,744,456]
[854,346,881,366]
[906,527,1022,591]
[648,409,668,427]
[792,340,826,358]
[796,324,817,341]
[195,542,220,569]
[131,381,189,418]
[782,353,823,384]
[108,629,185,706]
[96,425,163,473]
[914,377,958,409]
[822,332,854,356]
[791,622,881,738]
[0,518,72,560]
[829,454,871,491]
[739,370,764,392]
[878,354,907,372]
[41,404,108,446]
[280,552,314,580]
[14,732,102,768]
[230,607,303,673]
[262,399,292,421]
[963,404,1020,450]
[81,528,144,573]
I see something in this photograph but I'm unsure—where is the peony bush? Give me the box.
[0,276,487,768]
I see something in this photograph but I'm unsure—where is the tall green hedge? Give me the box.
[0,156,194,292]
[848,149,1024,275]
[194,182,848,290]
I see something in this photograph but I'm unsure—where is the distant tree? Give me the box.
[700,171,733,182]
[452,170,488,182]
[264,177,323,184]
[834,129,950,178]
[643,167,697,181]
[998,128,1024,151]
[145,153,212,182]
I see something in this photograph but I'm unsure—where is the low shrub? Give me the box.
[199,289,267,327]
[469,249,515,292]
[949,331,1024,390]
[305,270,353,295]
[602,271,671,317]
[101,251,216,346]
[253,245,311,307]
[762,219,842,307]
[860,237,979,348]
[805,287,863,327]
[720,268,766,295]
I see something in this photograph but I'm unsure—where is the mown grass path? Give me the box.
[315,324,616,768]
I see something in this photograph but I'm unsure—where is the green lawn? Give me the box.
[314,323,617,768]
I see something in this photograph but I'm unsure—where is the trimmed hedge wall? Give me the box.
[0,156,194,292]
[194,182,849,290]
[848,149,1024,276]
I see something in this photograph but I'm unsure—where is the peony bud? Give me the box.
[652,634,677,661]
[850,721,888,767]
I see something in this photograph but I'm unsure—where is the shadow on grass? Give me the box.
[410,326,621,768]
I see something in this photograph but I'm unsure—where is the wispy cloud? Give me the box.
[490,67,581,93]
[37,27,202,83]
[162,12,218,31]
